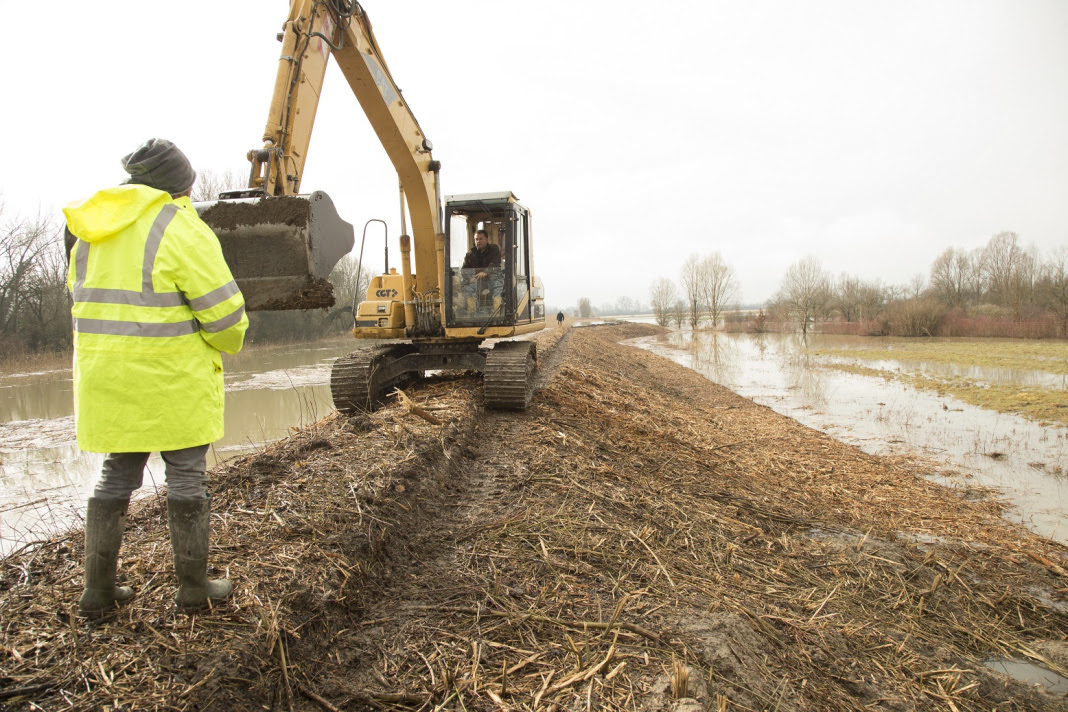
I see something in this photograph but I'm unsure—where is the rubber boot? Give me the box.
[167,496,232,609]
[466,296,477,314]
[493,296,502,313]
[79,497,134,616]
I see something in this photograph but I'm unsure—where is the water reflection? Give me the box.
[782,350,831,406]
[688,331,742,385]
[633,330,1068,544]
[0,339,360,555]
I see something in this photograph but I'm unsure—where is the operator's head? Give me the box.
[474,229,488,248]
[121,138,197,197]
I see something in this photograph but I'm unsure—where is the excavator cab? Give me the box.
[444,192,542,330]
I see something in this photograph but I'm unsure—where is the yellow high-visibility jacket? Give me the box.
[64,185,248,453]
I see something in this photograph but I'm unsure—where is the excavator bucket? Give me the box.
[194,191,355,311]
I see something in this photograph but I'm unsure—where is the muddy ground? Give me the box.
[2,323,1068,711]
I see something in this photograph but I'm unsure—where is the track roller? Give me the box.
[330,344,416,414]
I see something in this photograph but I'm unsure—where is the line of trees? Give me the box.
[0,208,70,356]
[561,295,649,319]
[764,232,1068,337]
[646,231,1068,338]
[647,251,740,329]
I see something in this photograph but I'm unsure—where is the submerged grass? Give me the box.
[809,338,1068,375]
[813,338,1068,426]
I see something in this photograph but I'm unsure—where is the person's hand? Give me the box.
[475,271,487,279]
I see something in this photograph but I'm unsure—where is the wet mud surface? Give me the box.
[199,196,311,231]
[197,195,335,311]
[2,324,1068,710]
[251,277,335,311]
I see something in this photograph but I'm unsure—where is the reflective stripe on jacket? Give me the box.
[64,185,248,453]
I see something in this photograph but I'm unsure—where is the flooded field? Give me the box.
[0,338,361,554]
[632,329,1068,544]
[3,326,1066,555]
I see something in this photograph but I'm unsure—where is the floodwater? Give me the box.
[3,327,1067,554]
[630,329,1068,545]
[0,339,361,555]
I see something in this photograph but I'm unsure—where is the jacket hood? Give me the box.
[63,185,171,244]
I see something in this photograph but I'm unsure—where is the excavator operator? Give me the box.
[64,138,248,616]
[462,228,503,313]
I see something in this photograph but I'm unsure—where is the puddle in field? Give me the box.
[984,659,1068,694]
[630,329,1068,544]
[0,339,362,555]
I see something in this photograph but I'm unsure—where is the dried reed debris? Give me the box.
[2,323,1067,711]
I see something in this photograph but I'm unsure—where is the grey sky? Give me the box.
[4,0,1066,309]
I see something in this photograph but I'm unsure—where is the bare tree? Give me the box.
[577,297,593,318]
[834,274,885,322]
[670,298,687,328]
[191,168,245,202]
[1,207,70,354]
[615,295,640,315]
[325,253,372,327]
[771,256,832,336]
[929,247,973,307]
[907,273,927,299]
[649,277,677,327]
[680,253,702,329]
[964,246,985,302]
[1039,246,1068,336]
[983,231,1037,317]
[697,252,739,329]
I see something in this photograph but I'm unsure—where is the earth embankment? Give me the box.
[2,323,1067,711]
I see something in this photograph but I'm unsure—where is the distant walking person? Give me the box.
[556,311,565,326]
[65,138,248,615]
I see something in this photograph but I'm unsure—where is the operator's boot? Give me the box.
[466,296,477,314]
[493,296,502,313]
[78,497,134,616]
[167,496,232,610]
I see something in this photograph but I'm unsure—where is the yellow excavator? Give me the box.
[195,0,545,410]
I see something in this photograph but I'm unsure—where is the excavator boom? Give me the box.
[193,1,387,311]
[197,1,545,405]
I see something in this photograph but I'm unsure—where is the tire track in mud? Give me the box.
[444,329,572,539]
[343,328,572,670]
[533,328,571,390]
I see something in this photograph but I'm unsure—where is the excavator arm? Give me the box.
[253,0,443,249]
[198,1,443,317]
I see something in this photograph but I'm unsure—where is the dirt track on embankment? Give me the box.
[3,323,1068,711]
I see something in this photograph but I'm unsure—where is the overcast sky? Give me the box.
[4,0,1067,309]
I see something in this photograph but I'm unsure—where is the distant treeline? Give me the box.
[626,231,1067,339]
[759,232,1068,338]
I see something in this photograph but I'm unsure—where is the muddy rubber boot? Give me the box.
[79,497,134,616]
[493,296,502,313]
[466,296,477,314]
[167,496,232,610]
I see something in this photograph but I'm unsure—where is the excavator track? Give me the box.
[330,344,415,414]
[483,341,536,410]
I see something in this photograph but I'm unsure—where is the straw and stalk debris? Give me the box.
[2,322,1067,711]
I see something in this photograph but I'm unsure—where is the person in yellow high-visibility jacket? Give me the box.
[64,138,248,615]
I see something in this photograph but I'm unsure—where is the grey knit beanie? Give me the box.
[121,138,197,195]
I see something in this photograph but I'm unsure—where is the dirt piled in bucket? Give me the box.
[2,323,1067,711]
[253,278,336,312]
[199,195,311,231]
